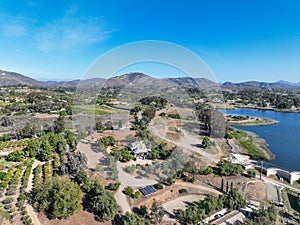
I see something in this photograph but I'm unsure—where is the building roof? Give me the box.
[211,210,245,225]
[129,140,150,154]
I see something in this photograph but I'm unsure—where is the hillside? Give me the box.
[0,70,45,87]
[223,80,300,90]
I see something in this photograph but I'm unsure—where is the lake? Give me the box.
[220,108,300,171]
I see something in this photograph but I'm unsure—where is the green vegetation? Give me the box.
[153,183,163,190]
[199,166,213,175]
[223,89,300,110]
[217,159,244,176]
[78,176,118,221]
[178,189,188,194]
[124,165,136,173]
[97,136,116,149]
[110,148,135,162]
[247,169,256,178]
[114,212,151,225]
[139,96,168,109]
[31,176,82,219]
[244,206,277,224]
[176,188,247,224]
[227,129,268,160]
[168,113,181,119]
[7,150,25,162]
[149,141,170,160]
[201,136,210,149]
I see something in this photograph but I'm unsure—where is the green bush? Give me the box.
[123,187,134,196]
[179,189,188,194]
[199,166,213,175]
[153,183,163,190]
[133,191,140,199]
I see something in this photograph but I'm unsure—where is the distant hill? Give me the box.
[0,70,45,87]
[45,78,105,88]
[223,80,300,90]
[1,68,299,91]
[101,73,218,88]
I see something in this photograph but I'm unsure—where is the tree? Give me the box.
[221,178,224,192]
[24,139,37,158]
[224,188,247,210]
[217,159,244,176]
[32,177,82,219]
[114,212,151,225]
[7,150,25,162]
[149,201,165,224]
[54,115,65,133]
[202,136,210,148]
[226,181,229,193]
[40,140,53,161]
[199,166,213,175]
[90,191,118,221]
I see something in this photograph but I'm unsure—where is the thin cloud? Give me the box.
[36,8,111,52]
[0,14,27,37]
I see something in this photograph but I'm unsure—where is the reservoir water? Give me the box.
[220,108,300,171]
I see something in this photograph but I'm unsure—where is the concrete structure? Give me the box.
[255,166,300,184]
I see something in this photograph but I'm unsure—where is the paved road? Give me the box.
[261,175,300,193]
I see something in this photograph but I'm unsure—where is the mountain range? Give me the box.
[0,69,299,90]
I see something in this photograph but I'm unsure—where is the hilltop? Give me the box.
[0,70,45,87]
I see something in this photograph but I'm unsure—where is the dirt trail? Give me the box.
[25,160,44,225]
[115,185,131,214]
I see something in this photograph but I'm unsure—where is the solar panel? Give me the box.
[140,186,156,196]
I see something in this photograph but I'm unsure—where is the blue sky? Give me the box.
[0,0,300,82]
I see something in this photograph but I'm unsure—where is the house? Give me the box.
[129,140,150,159]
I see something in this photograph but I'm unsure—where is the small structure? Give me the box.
[129,140,150,159]
[140,186,156,196]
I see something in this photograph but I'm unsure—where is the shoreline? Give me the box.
[227,117,278,127]
[217,104,300,113]
[228,128,275,161]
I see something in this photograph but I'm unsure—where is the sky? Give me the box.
[0,0,300,83]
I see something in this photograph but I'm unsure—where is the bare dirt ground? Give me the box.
[86,130,136,145]
[163,194,205,221]
[244,180,267,204]
[37,210,112,225]
[78,141,104,169]
[33,114,60,119]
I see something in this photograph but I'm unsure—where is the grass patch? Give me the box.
[0,158,15,167]
[228,129,268,160]
[73,105,112,115]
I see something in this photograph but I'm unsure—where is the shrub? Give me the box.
[106,182,121,191]
[178,189,188,194]
[133,191,140,199]
[153,183,163,190]
[2,197,13,204]
[199,166,213,175]
[247,169,256,178]
[124,165,136,173]
[123,187,134,196]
